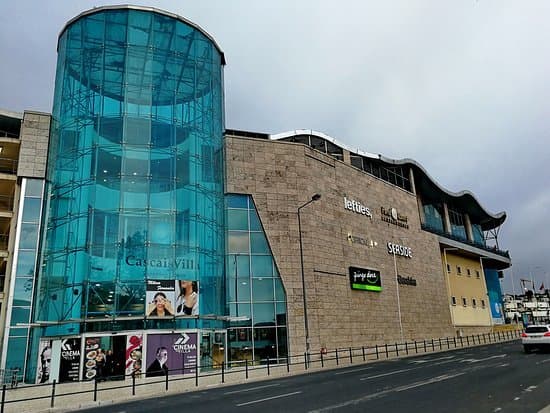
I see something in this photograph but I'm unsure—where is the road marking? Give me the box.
[409,355,455,364]
[236,391,302,406]
[224,383,280,395]
[335,366,372,375]
[536,358,550,365]
[524,385,537,392]
[310,372,464,412]
[395,372,465,392]
[360,368,414,380]
[459,354,506,363]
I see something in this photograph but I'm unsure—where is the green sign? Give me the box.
[349,267,381,292]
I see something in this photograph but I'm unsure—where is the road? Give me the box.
[77,341,550,413]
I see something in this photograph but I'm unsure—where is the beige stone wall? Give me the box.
[18,111,50,178]
[226,136,454,356]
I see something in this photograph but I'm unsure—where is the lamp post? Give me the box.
[298,193,321,359]
[391,249,404,343]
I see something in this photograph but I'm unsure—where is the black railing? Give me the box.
[421,223,510,259]
[0,330,522,412]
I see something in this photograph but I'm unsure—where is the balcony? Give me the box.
[421,223,510,259]
[0,158,18,175]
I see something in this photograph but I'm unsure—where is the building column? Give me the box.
[442,202,452,234]
[464,213,474,242]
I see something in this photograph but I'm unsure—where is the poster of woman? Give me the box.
[175,280,199,316]
[146,280,175,318]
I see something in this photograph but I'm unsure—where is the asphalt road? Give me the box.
[77,341,550,413]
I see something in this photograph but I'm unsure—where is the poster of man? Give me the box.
[145,333,198,377]
[146,280,175,317]
[175,280,199,316]
[36,339,52,384]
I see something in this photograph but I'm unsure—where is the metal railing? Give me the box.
[421,223,510,259]
[0,329,522,412]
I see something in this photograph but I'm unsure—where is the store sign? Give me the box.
[59,338,81,383]
[347,232,377,247]
[387,242,412,258]
[397,275,417,286]
[344,197,372,219]
[349,267,381,292]
[126,256,196,270]
[381,207,409,229]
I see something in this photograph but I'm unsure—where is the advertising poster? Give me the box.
[59,338,81,383]
[349,267,382,292]
[125,334,143,376]
[175,280,199,316]
[146,280,176,317]
[36,339,53,384]
[83,337,101,381]
[145,332,198,377]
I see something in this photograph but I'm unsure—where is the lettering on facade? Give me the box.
[347,232,377,247]
[387,242,412,258]
[397,275,417,286]
[344,197,372,219]
[381,206,409,229]
[125,256,195,269]
[349,267,381,292]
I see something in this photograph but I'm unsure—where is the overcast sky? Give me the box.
[1,1,549,293]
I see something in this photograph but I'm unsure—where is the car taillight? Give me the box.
[521,332,528,337]
[544,332,550,337]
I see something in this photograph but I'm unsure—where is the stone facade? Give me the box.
[18,111,50,179]
[225,136,454,356]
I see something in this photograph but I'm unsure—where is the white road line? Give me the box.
[335,366,373,375]
[536,358,550,365]
[224,383,280,395]
[360,368,414,380]
[310,372,464,412]
[236,391,302,407]
[395,372,465,392]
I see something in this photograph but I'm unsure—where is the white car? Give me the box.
[522,325,550,353]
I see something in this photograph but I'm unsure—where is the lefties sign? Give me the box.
[344,197,372,219]
[349,267,381,292]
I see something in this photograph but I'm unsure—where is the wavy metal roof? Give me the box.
[270,129,506,230]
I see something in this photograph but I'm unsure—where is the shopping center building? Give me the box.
[0,6,511,384]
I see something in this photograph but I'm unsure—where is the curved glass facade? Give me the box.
[35,8,225,335]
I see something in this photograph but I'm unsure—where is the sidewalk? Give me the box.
[2,332,521,413]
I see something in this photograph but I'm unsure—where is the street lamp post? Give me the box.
[298,193,321,360]
[391,250,404,343]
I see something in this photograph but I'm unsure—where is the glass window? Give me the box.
[253,303,276,325]
[249,209,261,231]
[228,232,249,253]
[5,337,27,370]
[13,277,33,307]
[10,307,31,326]
[226,254,250,279]
[9,328,28,337]
[226,194,248,209]
[227,209,249,231]
[25,179,43,197]
[251,255,273,277]
[250,232,269,254]
[16,251,36,276]
[227,277,251,303]
[252,278,274,301]
[22,198,42,222]
[229,303,252,321]
[19,224,39,249]
[274,280,285,302]
[275,302,287,325]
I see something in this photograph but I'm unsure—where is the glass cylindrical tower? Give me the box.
[34,6,225,336]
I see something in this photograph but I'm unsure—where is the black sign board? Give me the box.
[59,337,81,383]
[349,267,381,292]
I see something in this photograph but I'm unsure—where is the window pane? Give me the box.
[227,276,251,303]
[275,302,287,325]
[19,224,39,249]
[226,194,248,209]
[249,209,261,231]
[250,232,269,254]
[228,232,249,253]
[16,251,36,276]
[252,277,274,301]
[274,279,285,302]
[25,179,43,197]
[10,307,31,325]
[253,303,276,325]
[5,337,27,370]
[251,255,273,277]
[13,277,33,307]
[22,198,42,222]
[227,209,249,231]
[226,254,250,279]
